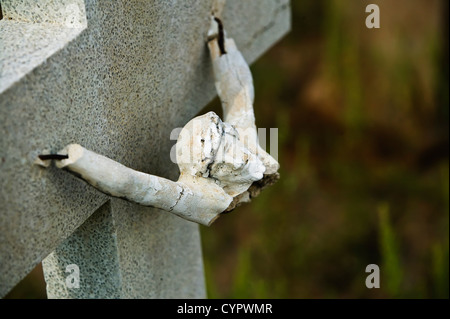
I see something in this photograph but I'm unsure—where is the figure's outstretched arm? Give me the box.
[207,17,279,175]
[36,144,232,226]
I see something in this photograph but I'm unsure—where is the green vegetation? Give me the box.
[201,0,449,298]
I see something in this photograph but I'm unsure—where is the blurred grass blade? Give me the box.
[431,242,449,298]
[378,203,403,297]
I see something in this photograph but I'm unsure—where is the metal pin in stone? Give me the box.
[34,152,69,168]
[38,154,69,161]
[214,17,227,55]
[207,17,227,55]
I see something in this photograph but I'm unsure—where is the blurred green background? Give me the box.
[5,0,449,299]
[201,0,449,299]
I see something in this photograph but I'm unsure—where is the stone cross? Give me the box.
[0,0,290,298]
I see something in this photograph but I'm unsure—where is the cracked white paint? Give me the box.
[36,17,280,226]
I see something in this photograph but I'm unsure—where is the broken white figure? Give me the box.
[35,17,280,226]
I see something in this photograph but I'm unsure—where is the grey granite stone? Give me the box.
[0,22,83,93]
[110,199,206,298]
[1,0,87,26]
[0,0,290,298]
[44,200,206,298]
[43,201,122,299]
